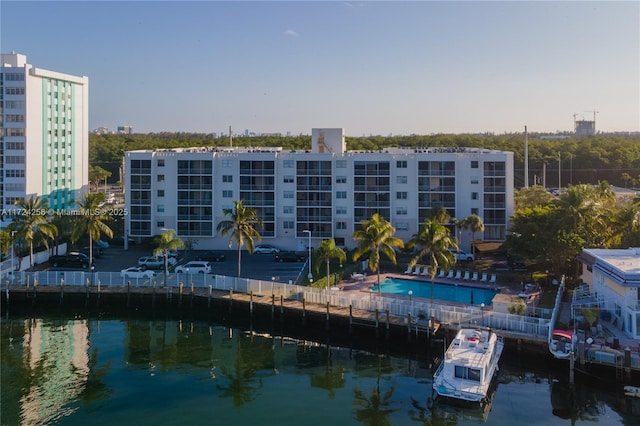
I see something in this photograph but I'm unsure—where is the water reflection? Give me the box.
[1,316,637,426]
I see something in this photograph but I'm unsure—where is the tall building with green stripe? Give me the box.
[1,52,89,227]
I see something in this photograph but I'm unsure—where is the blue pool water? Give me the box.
[371,276,499,305]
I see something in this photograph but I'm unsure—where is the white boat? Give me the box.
[432,328,504,404]
[548,329,575,360]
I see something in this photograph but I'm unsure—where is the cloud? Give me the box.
[284,29,298,37]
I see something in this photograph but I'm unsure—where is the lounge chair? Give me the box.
[462,271,470,280]
[446,270,454,279]
[421,266,430,276]
[471,272,478,281]
[479,272,488,282]
[454,270,462,280]
[413,266,423,275]
[438,268,445,278]
[489,273,497,283]
[404,265,414,274]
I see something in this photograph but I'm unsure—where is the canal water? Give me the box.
[1,316,637,425]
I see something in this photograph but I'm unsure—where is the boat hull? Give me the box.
[432,328,504,404]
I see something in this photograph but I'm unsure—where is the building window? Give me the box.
[283,160,294,168]
[336,206,347,215]
[283,175,294,183]
[222,159,233,168]
[284,221,294,229]
[223,175,233,183]
[396,207,408,215]
[283,206,294,214]
[396,222,409,231]
[336,221,347,230]
[471,176,479,184]
[157,205,165,213]
[397,176,408,184]
[396,192,408,200]
[157,221,165,227]
[471,160,479,168]
[336,191,347,199]
[157,175,165,182]
[5,156,25,164]
[471,192,478,200]
[157,159,165,167]
[284,191,294,199]
[336,176,347,184]
[335,160,347,168]
[222,190,233,198]
[471,208,479,215]
[157,190,164,197]
[396,160,407,168]
[5,169,25,177]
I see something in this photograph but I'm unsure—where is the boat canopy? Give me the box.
[552,330,573,340]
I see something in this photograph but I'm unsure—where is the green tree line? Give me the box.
[90,133,640,188]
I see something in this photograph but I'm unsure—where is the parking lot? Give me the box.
[45,246,309,285]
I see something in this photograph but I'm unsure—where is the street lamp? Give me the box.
[408,290,413,315]
[480,303,485,326]
[303,230,312,283]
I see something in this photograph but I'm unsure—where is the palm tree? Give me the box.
[460,214,484,260]
[314,239,346,290]
[216,200,263,277]
[153,229,185,275]
[408,218,457,315]
[352,213,404,293]
[8,196,58,270]
[71,192,113,268]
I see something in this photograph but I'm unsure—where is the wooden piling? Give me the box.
[385,310,390,340]
[302,298,306,325]
[271,294,275,319]
[349,305,353,334]
[250,291,254,316]
[625,347,632,382]
[127,281,132,307]
[60,279,64,304]
[325,302,330,331]
[375,309,379,338]
[280,295,284,320]
[407,313,412,342]
[208,285,212,309]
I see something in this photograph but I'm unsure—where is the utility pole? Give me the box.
[524,126,529,187]
[558,152,561,189]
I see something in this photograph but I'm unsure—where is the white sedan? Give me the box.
[121,267,156,279]
[253,244,280,254]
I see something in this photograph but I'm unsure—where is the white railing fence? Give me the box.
[2,270,550,338]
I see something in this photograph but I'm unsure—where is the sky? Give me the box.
[2,1,639,136]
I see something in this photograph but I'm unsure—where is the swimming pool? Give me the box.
[371,276,499,305]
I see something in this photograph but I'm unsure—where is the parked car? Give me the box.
[49,252,95,270]
[274,251,305,262]
[174,261,212,274]
[450,249,474,262]
[253,244,280,254]
[121,267,155,279]
[196,251,226,262]
[97,240,110,249]
[110,236,136,246]
[137,255,177,270]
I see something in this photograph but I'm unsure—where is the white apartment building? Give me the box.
[577,247,640,340]
[124,128,514,251]
[1,52,89,227]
